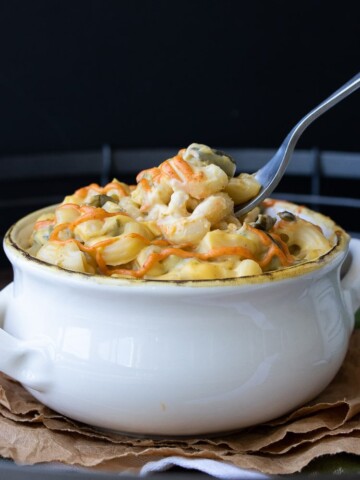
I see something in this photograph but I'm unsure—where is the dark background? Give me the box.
[0,0,359,271]
[0,0,359,155]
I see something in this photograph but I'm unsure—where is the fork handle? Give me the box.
[235,73,360,217]
[288,72,360,145]
[258,73,360,183]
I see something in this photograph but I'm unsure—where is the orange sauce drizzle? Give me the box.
[75,183,101,198]
[47,200,295,278]
[75,182,128,199]
[57,203,81,210]
[69,208,122,229]
[172,155,204,182]
[159,159,181,181]
[245,224,293,268]
[49,223,71,241]
[49,207,128,242]
[136,150,205,187]
[39,152,296,279]
[103,182,128,196]
[261,198,277,208]
[108,245,255,278]
[34,219,55,230]
[139,178,151,192]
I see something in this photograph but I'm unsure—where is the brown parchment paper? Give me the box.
[0,331,359,475]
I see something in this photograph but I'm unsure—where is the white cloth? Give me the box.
[140,456,268,479]
[2,457,268,478]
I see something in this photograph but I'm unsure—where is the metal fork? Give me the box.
[234,72,360,218]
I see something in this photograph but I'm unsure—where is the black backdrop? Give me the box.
[0,0,359,155]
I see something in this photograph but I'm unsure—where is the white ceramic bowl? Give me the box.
[1,202,360,437]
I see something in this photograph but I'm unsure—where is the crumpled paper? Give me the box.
[0,331,359,476]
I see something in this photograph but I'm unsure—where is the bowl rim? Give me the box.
[3,203,350,289]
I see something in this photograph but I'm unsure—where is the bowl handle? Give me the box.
[0,284,52,392]
[341,238,360,327]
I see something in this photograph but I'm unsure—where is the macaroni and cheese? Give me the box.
[28,144,334,280]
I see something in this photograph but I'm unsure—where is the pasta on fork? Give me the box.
[28,143,334,280]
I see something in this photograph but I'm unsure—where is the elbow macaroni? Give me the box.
[28,144,334,280]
